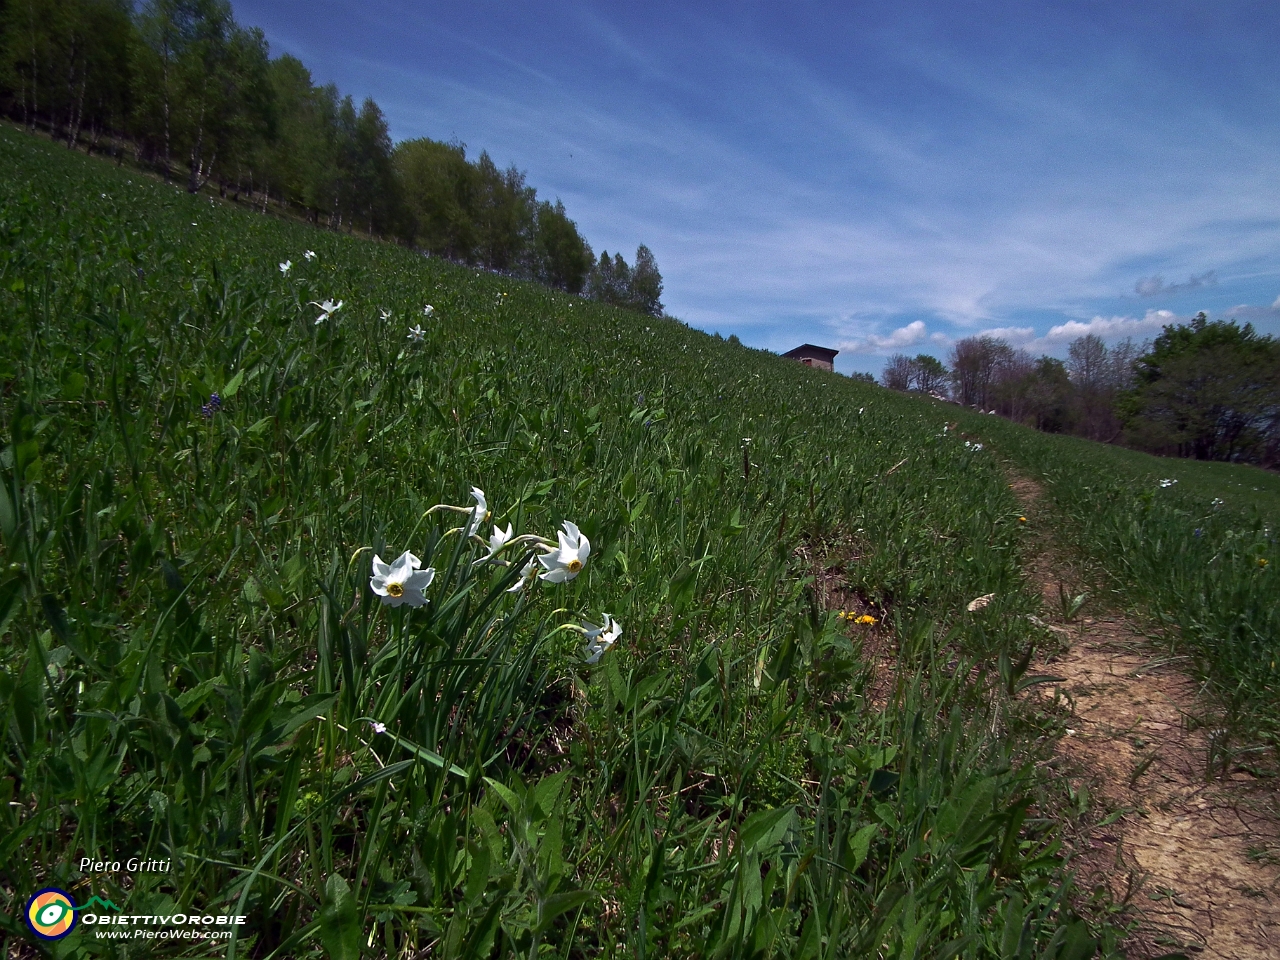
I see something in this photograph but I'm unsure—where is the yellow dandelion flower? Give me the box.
[1018,516,1027,523]
[855,614,877,625]
[1259,558,1269,568]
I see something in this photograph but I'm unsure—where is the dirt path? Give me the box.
[1010,476,1280,958]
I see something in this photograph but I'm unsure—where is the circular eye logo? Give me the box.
[26,888,78,940]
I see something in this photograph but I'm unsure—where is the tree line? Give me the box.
[881,313,1280,467]
[0,0,664,310]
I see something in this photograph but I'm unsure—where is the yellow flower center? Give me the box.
[387,582,404,597]
[567,558,583,573]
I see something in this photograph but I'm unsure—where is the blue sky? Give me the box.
[232,0,1280,376]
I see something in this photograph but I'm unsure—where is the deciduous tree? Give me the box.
[1120,313,1280,461]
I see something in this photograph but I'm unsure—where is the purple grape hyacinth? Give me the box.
[201,392,222,418]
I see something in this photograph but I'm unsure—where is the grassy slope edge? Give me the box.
[953,401,1279,763]
[1,125,1112,958]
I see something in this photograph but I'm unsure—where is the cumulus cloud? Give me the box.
[1134,271,1217,297]
[841,319,929,353]
[1042,309,1175,343]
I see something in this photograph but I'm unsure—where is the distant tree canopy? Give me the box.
[585,244,663,316]
[879,312,1280,467]
[0,0,659,303]
[1119,313,1280,462]
[881,353,947,394]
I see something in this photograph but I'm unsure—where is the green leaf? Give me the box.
[278,693,337,739]
[869,768,899,796]
[535,890,597,934]
[628,491,650,525]
[384,732,468,780]
[0,475,15,542]
[483,777,522,815]
[999,891,1026,959]
[847,822,877,871]
[318,874,361,960]
[738,805,794,853]
[532,770,569,819]
[0,576,24,636]
[1015,674,1066,693]
[222,368,245,398]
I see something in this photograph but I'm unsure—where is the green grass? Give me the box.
[1,125,1120,958]
[950,403,1279,761]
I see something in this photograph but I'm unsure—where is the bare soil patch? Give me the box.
[800,533,896,709]
[1012,476,1280,958]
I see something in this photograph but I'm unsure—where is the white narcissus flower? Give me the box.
[303,249,317,261]
[370,550,435,607]
[279,260,292,275]
[538,521,590,583]
[423,304,435,317]
[506,556,537,593]
[466,487,489,537]
[407,324,425,343]
[380,308,392,321]
[310,298,343,324]
[584,614,622,664]
[475,523,513,563]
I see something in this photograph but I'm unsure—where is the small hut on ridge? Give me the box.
[781,344,838,372]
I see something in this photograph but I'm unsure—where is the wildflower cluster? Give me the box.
[200,392,221,418]
[1158,478,1177,488]
[368,487,618,665]
[837,611,877,625]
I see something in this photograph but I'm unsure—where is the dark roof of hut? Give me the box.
[781,344,839,361]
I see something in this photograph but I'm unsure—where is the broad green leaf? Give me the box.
[318,874,361,960]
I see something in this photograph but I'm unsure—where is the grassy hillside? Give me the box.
[0,125,1138,958]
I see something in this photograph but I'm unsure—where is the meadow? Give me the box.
[3,122,1271,958]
